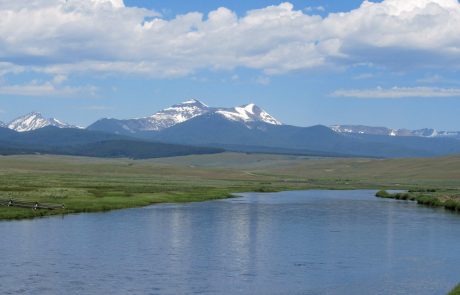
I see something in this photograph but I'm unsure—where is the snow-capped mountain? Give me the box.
[331,125,460,139]
[410,128,444,137]
[8,112,76,132]
[0,121,5,128]
[2,101,459,159]
[87,99,282,134]
[330,125,404,136]
[215,103,282,125]
[88,99,211,134]
[143,99,211,131]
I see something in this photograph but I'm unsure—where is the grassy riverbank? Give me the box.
[0,153,459,220]
[376,189,460,213]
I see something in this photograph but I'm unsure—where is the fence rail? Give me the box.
[0,199,65,210]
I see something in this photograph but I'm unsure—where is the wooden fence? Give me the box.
[0,199,65,210]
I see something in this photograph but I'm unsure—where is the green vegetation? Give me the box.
[449,284,460,295]
[376,190,460,212]
[0,152,459,220]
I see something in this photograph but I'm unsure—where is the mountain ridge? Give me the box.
[0,126,223,159]
[331,124,460,139]
[2,99,460,159]
[136,114,460,158]
[87,99,282,134]
[5,101,458,140]
[7,112,77,132]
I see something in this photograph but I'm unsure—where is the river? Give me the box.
[1,190,459,294]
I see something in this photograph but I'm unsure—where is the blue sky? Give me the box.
[0,0,459,130]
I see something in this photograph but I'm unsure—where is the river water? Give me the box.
[1,190,459,295]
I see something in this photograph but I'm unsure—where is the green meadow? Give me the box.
[0,152,459,220]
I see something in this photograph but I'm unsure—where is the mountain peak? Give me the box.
[88,99,282,134]
[180,99,208,107]
[142,99,211,131]
[217,103,282,126]
[239,103,258,114]
[8,112,76,132]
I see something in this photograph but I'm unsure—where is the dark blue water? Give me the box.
[1,190,459,295]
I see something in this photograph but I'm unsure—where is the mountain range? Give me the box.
[5,112,77,132]
[331,125,460,140]
[1,99,459,159]
[3,101,458,139]
[87,99,281,135]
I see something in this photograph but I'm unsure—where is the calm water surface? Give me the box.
[1,190,460,295]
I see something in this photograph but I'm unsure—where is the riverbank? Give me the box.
[375,190,460,213]
[0,185,307,220]
[1,153,459,220]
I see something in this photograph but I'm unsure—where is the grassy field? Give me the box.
[0,152,459,220]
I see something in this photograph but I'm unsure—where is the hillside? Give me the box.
[140,114,460,158]
[0,127,223,159]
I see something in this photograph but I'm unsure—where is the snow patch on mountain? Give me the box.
[331,125,460,139]
[216,103,282,126]
[411,128,438,137]
[139,99,210,131]
[8,112,76,132]
[0,121,5,128]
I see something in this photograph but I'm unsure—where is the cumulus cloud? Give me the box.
[332,86,460,98]
[0,0,460,78]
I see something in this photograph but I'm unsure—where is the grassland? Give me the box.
[0,152,459,220]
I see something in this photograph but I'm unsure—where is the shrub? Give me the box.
[444,200,460,212]
[395,193,411,200]
[416,195,442,207]
[375,190,391,198]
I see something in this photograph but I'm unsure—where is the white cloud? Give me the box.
[332,86,460,98]
[52,74,67,84]
[0,80,97,96]
[92,0,124,8]
[0,63,25,76]
[1,0,460,78]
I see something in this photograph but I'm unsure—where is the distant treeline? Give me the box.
[0,126,223,159]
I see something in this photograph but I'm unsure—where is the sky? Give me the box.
[0,0,460,130]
